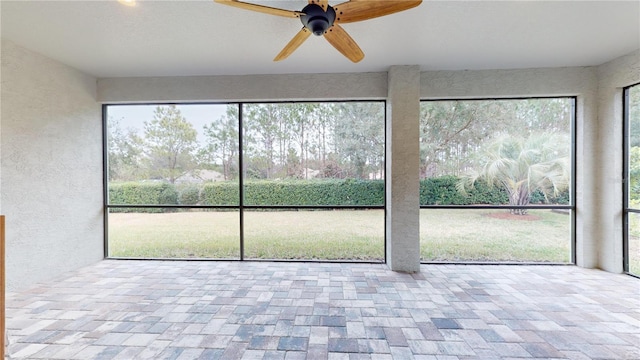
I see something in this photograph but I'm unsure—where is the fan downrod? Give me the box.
[300,4,336,36]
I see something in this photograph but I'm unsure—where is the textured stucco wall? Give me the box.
[1,40,104,290]
[97,73,388,103]
[421,67,600,268]
[596,50,640,272]
[386,66,421,272]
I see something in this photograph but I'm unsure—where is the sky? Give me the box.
[106,104,230,143]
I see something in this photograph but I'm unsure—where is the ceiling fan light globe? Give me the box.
[308,18,329,36]
[300,3,335,36]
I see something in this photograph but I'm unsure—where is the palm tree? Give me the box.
[457,133,570,215]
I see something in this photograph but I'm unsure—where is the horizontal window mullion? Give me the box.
[106,204,239,209]
[243,205,383,210]
[420,205,574,210]
[106,204,384,210]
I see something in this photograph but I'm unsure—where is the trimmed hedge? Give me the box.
[245,179,383,206]
[418,176,569,205]
[109,181,178,213]
[177,184,201,205]
[419,176,507,205]
[200,179,384,206]
[200,181,239,206]
[109,177,570,212]
[201,178,507,206]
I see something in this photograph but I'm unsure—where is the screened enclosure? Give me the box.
[419,98,576,263]
[624,84,640,276]
[104,102,385,261]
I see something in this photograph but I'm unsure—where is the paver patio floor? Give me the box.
[6,261,640,359]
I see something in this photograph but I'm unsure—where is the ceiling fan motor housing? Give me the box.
[300,4,336,36]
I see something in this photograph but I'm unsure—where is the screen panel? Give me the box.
[107,208,240,259]
[243,209,384,261]
[419,98,574,263]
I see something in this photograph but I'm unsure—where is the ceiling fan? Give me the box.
[214,0,422,63]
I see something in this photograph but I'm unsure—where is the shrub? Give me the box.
[177,184,201,205]
[108,176,569,212]
[202,179,384,206]
[200,182,239,205]
[420,176,508,205]
[530,189,570,205]
[108,181,178,213]
[201,177,514,207]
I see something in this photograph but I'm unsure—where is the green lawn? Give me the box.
[108,210,385,260]
[108,209,573,262]
[629,236,640,275]
[420,209,571,262]
[108,210,241,259]
[625,213,640,275]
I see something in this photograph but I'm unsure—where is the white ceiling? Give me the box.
[1,0,638,78]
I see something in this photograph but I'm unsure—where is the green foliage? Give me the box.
[177,184,201,205]
[107,117,144,181]
[627,87,640,208]
[458,132,571,213]
[201,106,239,180]
[420,176,508,205]
[420,98,572,178]
[201,179,385,206]
[143,105,198,183]
[201,177,570,207]
[200,182,240,205]
[240,102,384,181]
[109,176,569,213]
[332,103,385,179]
[629,147,640,203]
[530,189,570,205]
[628,85,640,147]
[109,181,178,213]
[108,102,384,184]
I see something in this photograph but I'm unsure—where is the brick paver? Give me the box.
[6,261,640,359]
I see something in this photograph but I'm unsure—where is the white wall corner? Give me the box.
[1,39,103,290]
[595,49,640,272]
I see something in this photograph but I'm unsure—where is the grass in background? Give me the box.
[629,237,640,275]
[109,209,572,263]
[108,210,384,260]
[243,210,384,260]
[108,210,240,259]
[420,209,571,262]
[626,213,640,275]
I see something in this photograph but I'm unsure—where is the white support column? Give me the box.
[386,66,421,272]
[593,50,640,272]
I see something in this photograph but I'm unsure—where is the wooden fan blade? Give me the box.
[332,0,422,23]
[214,0,302,18]
[308,0,329,11]
[324,24,364,63]
[274,28,312,61]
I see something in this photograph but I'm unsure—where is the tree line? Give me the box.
[627,85,640,204]
[107,102,385,183]
[420,98,573,212]
[107,98,573,211]
[420,98,572,178]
